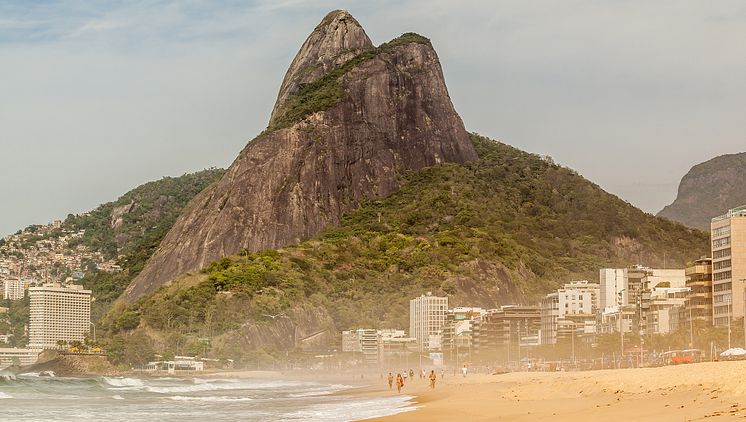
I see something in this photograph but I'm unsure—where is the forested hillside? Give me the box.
[107,135,708,365]
[66,169,225,319]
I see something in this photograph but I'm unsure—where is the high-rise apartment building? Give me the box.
[472,306,540,359]
[409,293,448,351]
[600,269,627,309]
[1,278,25,300]
[601,266,685,311]
[711,205,746,326]
[685,258,713,325]
[540,281,599,345]
[28,283,91,349]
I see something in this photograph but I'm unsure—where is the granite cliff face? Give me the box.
[124,10,477,302]
[658,152,746,229]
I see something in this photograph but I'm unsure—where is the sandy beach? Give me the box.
[368,361,746,421]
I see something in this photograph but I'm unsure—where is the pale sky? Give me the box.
[1,0,745,237]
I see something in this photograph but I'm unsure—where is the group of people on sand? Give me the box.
[386,368,440,393]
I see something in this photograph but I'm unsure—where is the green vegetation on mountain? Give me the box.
[0,297,29,348]
[66,169,225,320]
[107,135,708,363]
[269,33,431,131]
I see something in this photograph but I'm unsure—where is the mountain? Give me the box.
[66,169,225,318]
[658,152,746,229]
[123,10,477,302]
[109,134,709,365]
[97,10,709,366]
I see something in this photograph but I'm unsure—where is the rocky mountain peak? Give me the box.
[269,10,373,125]
[123,10,477,303]
[658,152,746,229]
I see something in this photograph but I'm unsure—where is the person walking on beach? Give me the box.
[387,372,394,390]
[461,364,468,377]
[396,373,404,393]
[409,369,414,379]
[441,368,445,380]
[429,370,437,389]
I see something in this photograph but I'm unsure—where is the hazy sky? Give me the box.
[1,0,745,237]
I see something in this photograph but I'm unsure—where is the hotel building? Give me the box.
[28,283,92,349]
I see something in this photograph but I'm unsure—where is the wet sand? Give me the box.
[368,361,746,421]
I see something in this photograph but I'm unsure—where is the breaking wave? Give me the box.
[167,395,253,402]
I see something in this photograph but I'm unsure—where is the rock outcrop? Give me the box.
[658,152,746,229]
[123,10,478,302]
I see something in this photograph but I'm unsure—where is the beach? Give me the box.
[370,361,746,421]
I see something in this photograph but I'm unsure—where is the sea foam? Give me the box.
[102,377,145,388]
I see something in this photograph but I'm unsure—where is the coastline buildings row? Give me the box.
[393,205,746,362]
[342,262,710,366]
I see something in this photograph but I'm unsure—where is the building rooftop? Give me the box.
[712,205,746,222]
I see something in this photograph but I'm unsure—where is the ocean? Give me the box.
[0,373,415,421]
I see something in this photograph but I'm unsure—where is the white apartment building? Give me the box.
[601,267,685,310]
[28,283,92,349]
[558,280,599,315]
[600,269,628,309]
[1,278,25,300]
[711,205,746,326]
[540,281,600,345]
[409,293,448,351]
[642,287,688,335]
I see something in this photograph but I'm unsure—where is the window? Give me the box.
[713,237,731,248]
[714,260,732,271]
[714,248,731,259]
[712,226,731,237]
[714,282,732,292]
[714,271,732,281]
[714,294,732,304]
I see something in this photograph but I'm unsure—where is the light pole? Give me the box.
[689,306,694,349]
[741,280,746,350]
[728,290,733,349]
[618,289,626,368]
[571,321,576,365]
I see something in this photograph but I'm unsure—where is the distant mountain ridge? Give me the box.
[658,152,746,229]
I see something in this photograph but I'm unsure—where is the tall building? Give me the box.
[540,281,599,345]
[472,306,541,359]
[342,328,416,366]
[1,278,24,300]
[640,287,689,335]
[601,266,685,313]
[600,269,627,309]
[540,293,559,345]
[711,205,746,326]
[441,307,485,363]
[409,293,448,351]
[685,258,713,325]
[28,283,91,349]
